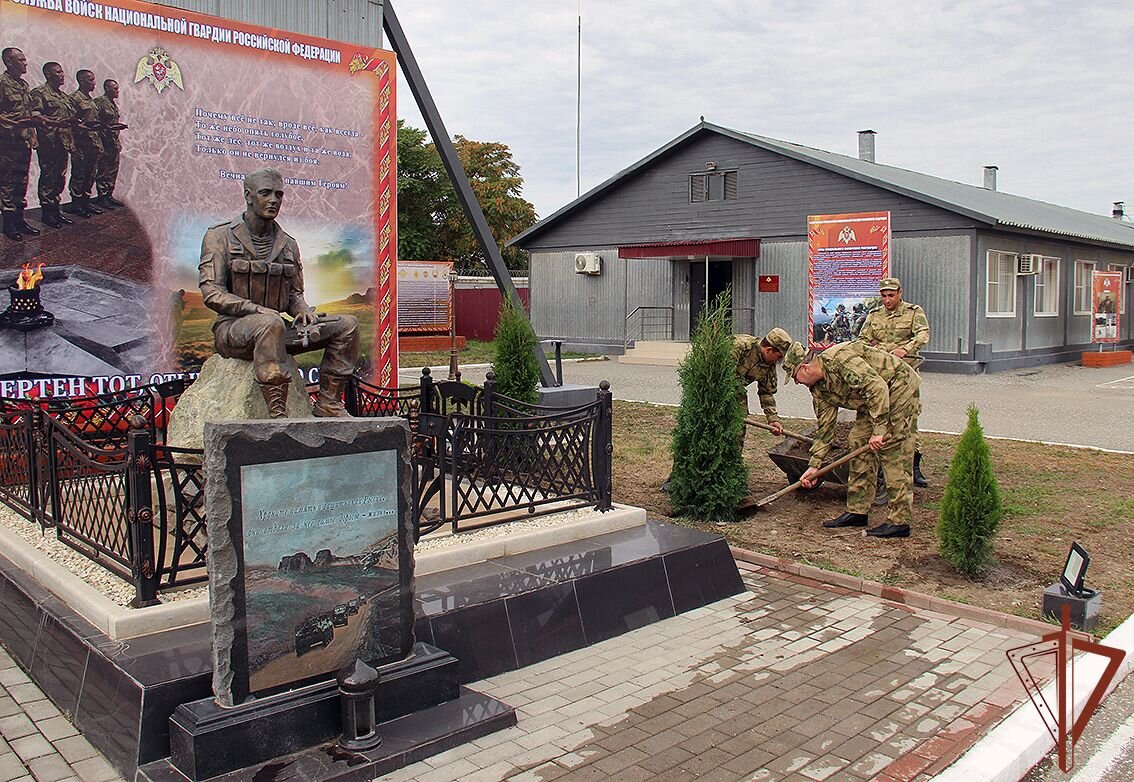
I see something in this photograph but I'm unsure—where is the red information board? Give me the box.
[1092,271,1122,343]
[806,212,890,349]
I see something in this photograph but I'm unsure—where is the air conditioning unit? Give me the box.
[1016,255,1039,275]
[574,252,602,275]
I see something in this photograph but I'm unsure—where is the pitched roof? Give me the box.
[511,121,1134,249]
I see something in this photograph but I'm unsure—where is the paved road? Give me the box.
[409,359,1134,453]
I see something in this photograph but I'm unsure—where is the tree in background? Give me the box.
[396,123,538,272]
[668,291,747,522]
[491,297,540,405]
[937,404,1003,577]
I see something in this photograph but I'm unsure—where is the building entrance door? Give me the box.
[689,260,732,334]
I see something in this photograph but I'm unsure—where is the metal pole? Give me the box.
[448,271,459,381]
[383,1,555,386]
[576,1,581,198]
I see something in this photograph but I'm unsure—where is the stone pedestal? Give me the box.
[538,384,598,408]
[167,355,311,450]
[1042,583,1101,631]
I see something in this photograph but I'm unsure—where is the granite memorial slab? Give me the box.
[204,418,415,707]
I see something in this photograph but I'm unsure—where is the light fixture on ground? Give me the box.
[1042,542,1101,631]
[338,658,382,751]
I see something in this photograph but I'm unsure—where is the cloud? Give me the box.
[393,0,1134,220]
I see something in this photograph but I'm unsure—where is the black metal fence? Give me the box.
[0,370,613,606]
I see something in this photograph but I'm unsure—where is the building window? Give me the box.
[1033,256,1059,316]
[689,170,738,203]
[1074,260,1095,314]
[986,250,1016,317]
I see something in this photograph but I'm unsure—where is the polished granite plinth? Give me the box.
[0,519,741,778]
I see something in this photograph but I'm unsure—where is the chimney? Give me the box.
[857,130,876,163]
[983,166,998,191]
[1113,201,1125,220]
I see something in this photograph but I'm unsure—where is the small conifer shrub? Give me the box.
[937,404,1003,576]
[491,296,540,406]
[668,291,747,521]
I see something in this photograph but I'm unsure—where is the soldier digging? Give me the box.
[198,167,360,418]
[29,61,75,229]
[0,47,40,241]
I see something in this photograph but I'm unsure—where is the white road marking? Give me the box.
[1097,374,1134,389]
[1068,710,1134,782]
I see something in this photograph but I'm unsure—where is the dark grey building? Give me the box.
[510,121,1134,372]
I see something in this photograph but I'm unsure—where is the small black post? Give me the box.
[24,404,43,527]
[419,367,434,415]
[553,340,563,386]
[127,415,160,607]
[482,370,496,417]
[594,380,613,511]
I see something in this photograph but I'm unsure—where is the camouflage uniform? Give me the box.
[0,70,35,213]
[806,341,921,527]
[29,83,73,206]
[67,88,102,201]
[733,334,780,441]
[858,297,930,450]
[93,94,120,199]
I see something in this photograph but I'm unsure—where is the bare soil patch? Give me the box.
[612,400,1134,633]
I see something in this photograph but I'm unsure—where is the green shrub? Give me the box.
[937,404,1003,576]
[491,297,540,405]
[668,292,747,521]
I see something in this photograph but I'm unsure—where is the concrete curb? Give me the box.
[930,611,1134,781]
[730,546,1056,636]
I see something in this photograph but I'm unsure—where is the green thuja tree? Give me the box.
[937,404,1003,576]
[491,296,540,405]
[669,291,747,521]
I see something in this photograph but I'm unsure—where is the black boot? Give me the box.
[873,467,889,506]
[62,199,88,218]
[913,452,929,488]
[56,204,75,225]
[866,523,911,538]
[2,212,22,241]
[82,196,104,215]
[15,209,40,236]
[822,511,869,528]
[105,194,125,207]
[41,204,63,228]
[94,195,117,210]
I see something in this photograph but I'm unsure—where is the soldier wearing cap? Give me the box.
[782,340,920,538]
[733,327,792,439]
[858,276,931,487]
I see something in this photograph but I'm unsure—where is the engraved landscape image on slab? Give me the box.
[240,450,398,693]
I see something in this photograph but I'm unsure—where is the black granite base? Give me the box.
[168,643,459,781]
[0,519,741,778]
[138,687,515,782]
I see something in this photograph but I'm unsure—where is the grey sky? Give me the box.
[393,1,1134,223]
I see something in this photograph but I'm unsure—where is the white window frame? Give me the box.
[986,250,1017,317]
[1109,264,1127,314]
[1074,260,1096,315]
[1033,256,1060,316]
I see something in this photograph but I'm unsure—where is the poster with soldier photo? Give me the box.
[806,211,890,349]
[1092,270,1122,343]
[0,0,398,399]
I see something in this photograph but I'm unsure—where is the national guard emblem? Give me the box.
[135,47,184,94]
[837,226,857,244]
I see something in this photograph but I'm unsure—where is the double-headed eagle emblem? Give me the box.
[135,47,184,94]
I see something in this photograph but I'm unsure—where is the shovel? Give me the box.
[743,417,814,444]
[742,442,875,510]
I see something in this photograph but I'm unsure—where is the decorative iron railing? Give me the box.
[0,370,614,604]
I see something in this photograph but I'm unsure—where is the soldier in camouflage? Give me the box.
[0,47,40,241]
[29,62,75,229]
[93,79,126,209]
[783,339,921,538]
[857,276,931,487]
[66,69,103,218]
[733,327,792,441]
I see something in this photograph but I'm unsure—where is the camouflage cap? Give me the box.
[879,276,902,291]
[763,327,792,355]
[781,341,807,380]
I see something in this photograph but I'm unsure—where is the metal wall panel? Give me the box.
[153,0,384,48]
[891,235,971,356]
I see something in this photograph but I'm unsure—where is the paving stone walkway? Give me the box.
[376,562,1046,782]
[0,648,123,782]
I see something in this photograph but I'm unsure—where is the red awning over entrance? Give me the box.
[617,238,760,259]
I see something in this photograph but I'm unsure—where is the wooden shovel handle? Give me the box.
[754,442,876,508]
[743,417,814,444]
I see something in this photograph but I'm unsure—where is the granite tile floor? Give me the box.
[0,648,124,782]
[376,562,1045,782]
[0,560,1047,782]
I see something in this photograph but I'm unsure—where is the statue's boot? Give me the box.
[258,380,290,419]
[313,373,351,417]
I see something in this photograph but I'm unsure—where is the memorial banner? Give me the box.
[0,0,398,398]
[1092,270,1122,343]
[807,211,890,349]
[397,260,452,333]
